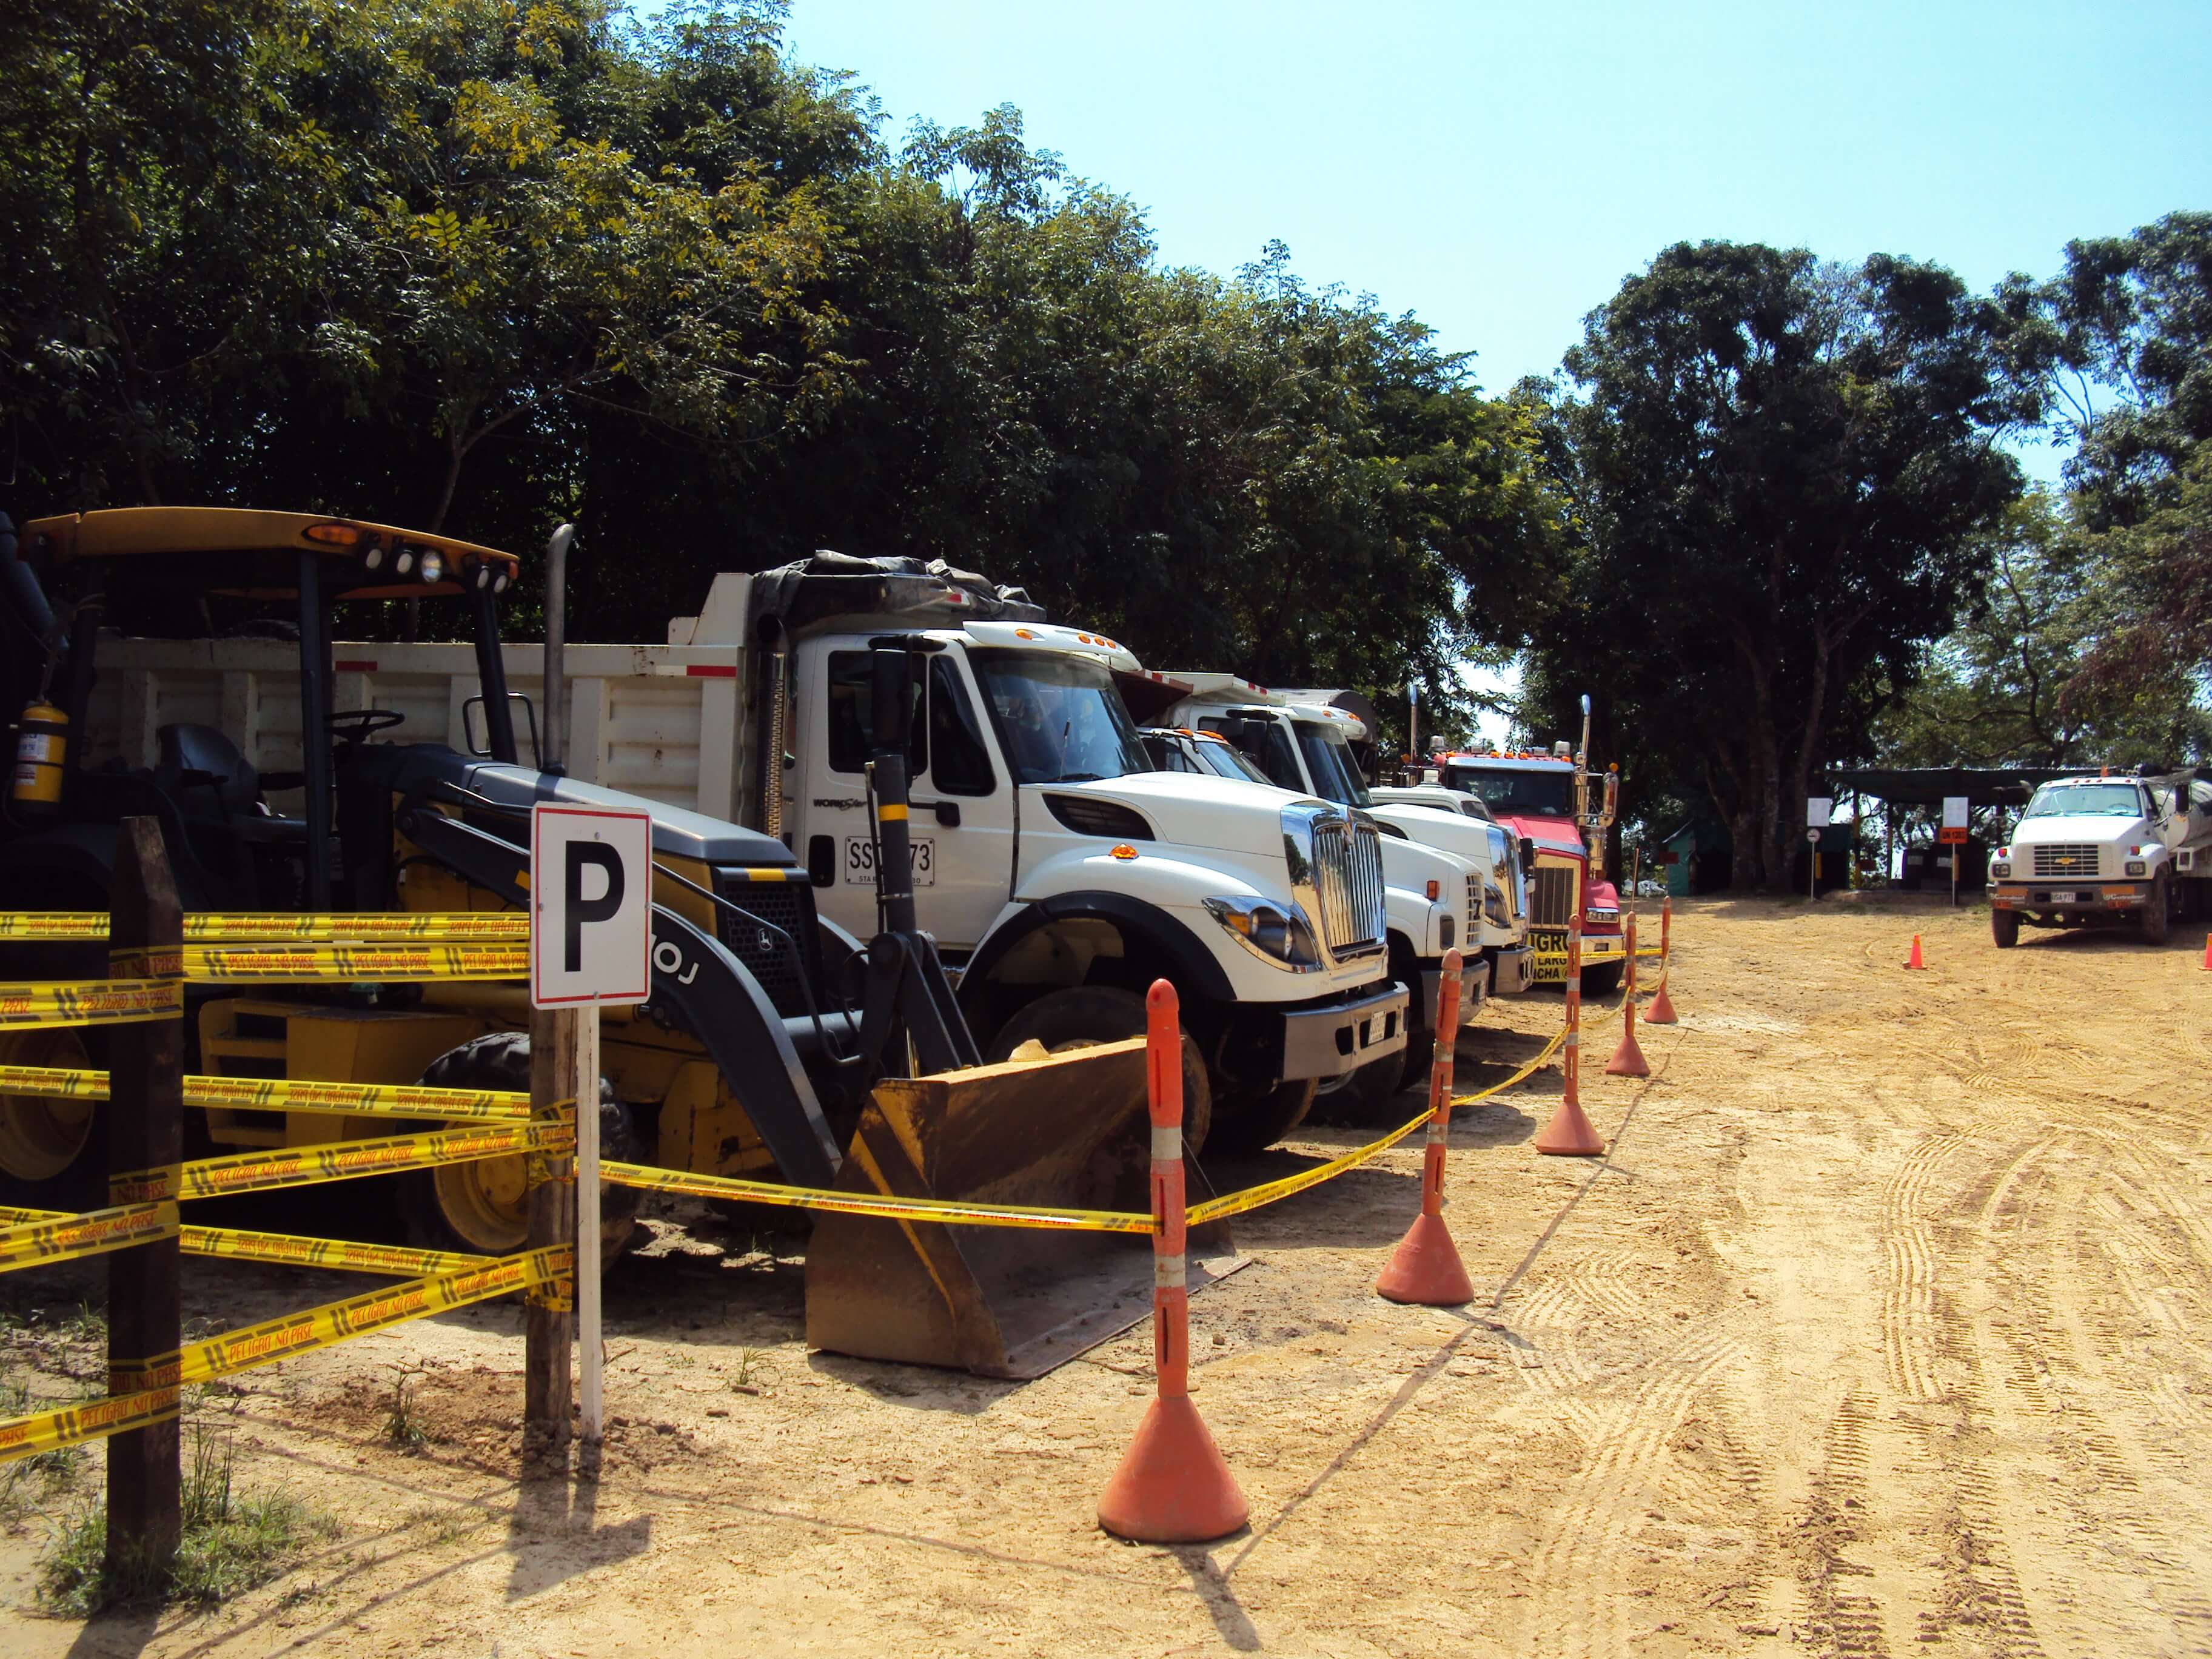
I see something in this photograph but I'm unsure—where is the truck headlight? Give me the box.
[1202,896,1321,971]
[2126,859,2146,876]
[1584,906,1618,925]
[1990,860,2010,877]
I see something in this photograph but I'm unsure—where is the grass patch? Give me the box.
[38,1429,338,1617]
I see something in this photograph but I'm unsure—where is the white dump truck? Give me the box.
[1988,769,2212,947]
[78,555,1407,1152]
[1155,675,1536,997]
[1137,725,1486,1114]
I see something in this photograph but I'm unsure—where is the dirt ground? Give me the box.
[5,893,2211,1658]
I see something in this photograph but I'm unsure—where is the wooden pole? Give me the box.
[523,1005,575,1469]
[107,817,183,1575]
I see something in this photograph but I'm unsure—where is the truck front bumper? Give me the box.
[1991,882,2148,917]
[1418,957,1492,1030]
[1487,944,1534,996]
[1280,980,1410,1082]
[1526,928,1625,984]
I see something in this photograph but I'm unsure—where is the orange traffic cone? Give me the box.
[1378,953,1475,1305]
[1098,1395,1248,1544]
[2202,933,2210,971]
[1536,924,1607,1158]
[1643,894,1678,1024]
[1098,982,1247,1544]
[1606,915,1650,1077]
[1906,934,1925,970]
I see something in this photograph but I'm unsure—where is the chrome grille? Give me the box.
[1530,863,1577,927]
[2032,843,2102,879]
[1311,818,1386,960]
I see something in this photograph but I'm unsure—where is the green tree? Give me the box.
[1529,241,2024,891]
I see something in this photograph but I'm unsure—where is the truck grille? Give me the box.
[1530,864,1577,927]
[2032,844,2102,879]
[1312,818,1386,960]
[711,873,820,1018]
[1467,873,1483,937]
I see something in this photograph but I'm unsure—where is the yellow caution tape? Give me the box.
[0,1201,178,1274]
[181,943,528,982]
[0,1064,534,1122]
[0,977,183,1030]
[181,1225,490,1279]
[0,1205,66,1226]
[601,1160,1155,1234]
[0,1382,180,1465]
[1189,1027,1569,1227]
[0,912,530,943]
[0,1245,571,1463]
[159,1119,569,1200]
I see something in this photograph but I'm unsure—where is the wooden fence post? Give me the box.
[523,1005,576,1468]
[107,817,183,1574]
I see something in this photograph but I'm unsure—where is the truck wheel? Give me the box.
[1310,1058,1407,1127]
[1991,909,2020,948]
[397,1032,640,1267]
[2143,873,2171,945]
[1580,962,1625,997]
[1207,1079,1318,1154]
[985,987,1212,1158]
[0,1027,103,1212]
[1395,1026,1436,1094]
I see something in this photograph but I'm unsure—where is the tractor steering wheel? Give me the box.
[325,708,406,753]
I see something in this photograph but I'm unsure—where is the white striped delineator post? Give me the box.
[1097,980,1247,1544]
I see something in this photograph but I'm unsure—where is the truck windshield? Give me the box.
[1446,765,1574,817]
[1188,737,1275,786]
[971,649,1151,785]
[2022,783,2145,819]
[1293,723,1372,808]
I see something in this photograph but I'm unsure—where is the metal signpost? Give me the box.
[1806,797,1832,900]
[1940,795,1969,909]
[529,803,652,1447]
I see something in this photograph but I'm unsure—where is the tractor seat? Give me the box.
[154,725,303,839]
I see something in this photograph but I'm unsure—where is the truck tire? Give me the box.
[2143,873,2171,945]
[1991,908,2020,948]
[1580,962,1625,997]
[398,1031,640,1267]
[1207,1079,1318,1154]
[1309,1057,1407,1128]
[984,987,1212,1158]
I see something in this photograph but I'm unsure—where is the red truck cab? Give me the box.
[1438,751,1628,994]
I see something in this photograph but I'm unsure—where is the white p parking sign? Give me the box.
[529,803,652,1009]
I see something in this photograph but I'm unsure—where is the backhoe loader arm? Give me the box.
[394,803,844,1187]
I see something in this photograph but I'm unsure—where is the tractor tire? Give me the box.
[985,986,1212,1159]
[397,1031,640,1267]
[1580,961,1626,997]
[0,1026,104,1213]
[1991,908,2020,948]
[2143,873,2172,945]
[1206,1079,1318,1155]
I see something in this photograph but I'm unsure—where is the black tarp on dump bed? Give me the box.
[749,552,1045,635]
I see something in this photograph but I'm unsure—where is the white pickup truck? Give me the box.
[1989,770,2212,947]
[79,555,1408,1151]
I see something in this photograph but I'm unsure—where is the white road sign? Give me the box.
[530,803,652,1009]
[1806,796,1833,828]
[1942,796,1969,831]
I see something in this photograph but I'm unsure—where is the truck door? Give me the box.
[794,637,1013,951]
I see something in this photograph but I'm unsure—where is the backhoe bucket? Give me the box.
[805,1037,1245,1379]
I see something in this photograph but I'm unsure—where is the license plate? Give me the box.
[844,834,934,885]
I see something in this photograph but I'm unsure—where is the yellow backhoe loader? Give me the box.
[0,507,1208,1376]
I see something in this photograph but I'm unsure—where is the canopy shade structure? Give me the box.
[1828,766,2086,809]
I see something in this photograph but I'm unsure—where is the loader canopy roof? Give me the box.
[21,508,520,602]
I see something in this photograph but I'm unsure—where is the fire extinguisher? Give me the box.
[10,697,67,821]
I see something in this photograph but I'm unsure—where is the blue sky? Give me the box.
[776,2,2209,740]
[782,0,2210,487]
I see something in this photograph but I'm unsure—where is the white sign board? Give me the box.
[1942,796,1969,832]
[530,803,652,1009]
[1806,796,1833,828]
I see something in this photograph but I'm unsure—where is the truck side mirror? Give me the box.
[1519,836,1536,871]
